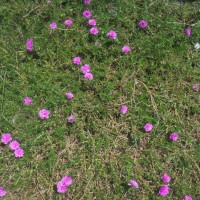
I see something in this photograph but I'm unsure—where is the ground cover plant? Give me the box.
[0,0,200,199]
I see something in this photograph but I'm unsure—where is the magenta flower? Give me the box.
[73,57,81,65]
[170,132,179,141]
[144,123,153,132]
[139,20,148,28]
[84,0,91,4]
[84,73,93,80]
[23,97,32,105]
[9,140,20,150]
[184,195,192,200]
[193,84,199,92]
[57,181,67,193]
[64,19,73,27]
[83,10,91,18]
[81,64,90,74]
[57,176,73,193]
[66,92,74,99]
[120,105,128,114]
[26,39,33,48]
[159,185,170,196]
[107,30,117,39]
[27,46,33,52]
[128,180,139,189]
[122,46,131,54]
[0,187,6,197]
[162,173,171,183]
[88,19,96,26]
[68,115,75,123]
[14,148,24,158]
[50,22,57,29]
[90,27,98,35]
[1,133,12,144]
[26,39,33,52]
[38,109,50,120]
[61,176,73,187]
[185,27,191,37]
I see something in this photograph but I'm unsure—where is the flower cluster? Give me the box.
[158,173,171,196]
[78,61,93,80]
[1,133,24,158]
[18,1,195,199]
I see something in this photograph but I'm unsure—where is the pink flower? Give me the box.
[120,105,128,114]
[27,46,33,52]
[61,176,73,187]
[57,176,73,193]
[26,39,33,52]
[185,27,191,37]
[184,195,192,200]
[73,57,81,65]
[139,20,148,28]
[122,46,131,54]
[162,173,171,183]
[83,10,91,18]
[90,27,98,35]
[144,123,153,132]
[9,140,20,150]
[170,132,179,141]
[84,0,90,4]
[39,109,50,120]
[66,92,74,99]
[81,64,90,74]
[57,181,67,193]
[14,148,24,158]
[159,185,170,196]
[64,19,73,27]
[50,22,57,29]
[84,73,93,80]
[128,180,139,189]
[68,115,75,123]
[0,187,6,197]
[26,39,33,48]
[23,97,32,105]
[88,19,96,26]
[193,84,199,92]
[107,30,117,39]
[1,133,12,144]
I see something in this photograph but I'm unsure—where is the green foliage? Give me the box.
[0,0,199,199]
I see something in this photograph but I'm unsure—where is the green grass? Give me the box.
[0,0,200,199]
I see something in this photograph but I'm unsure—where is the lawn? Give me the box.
[0,0,200,199]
